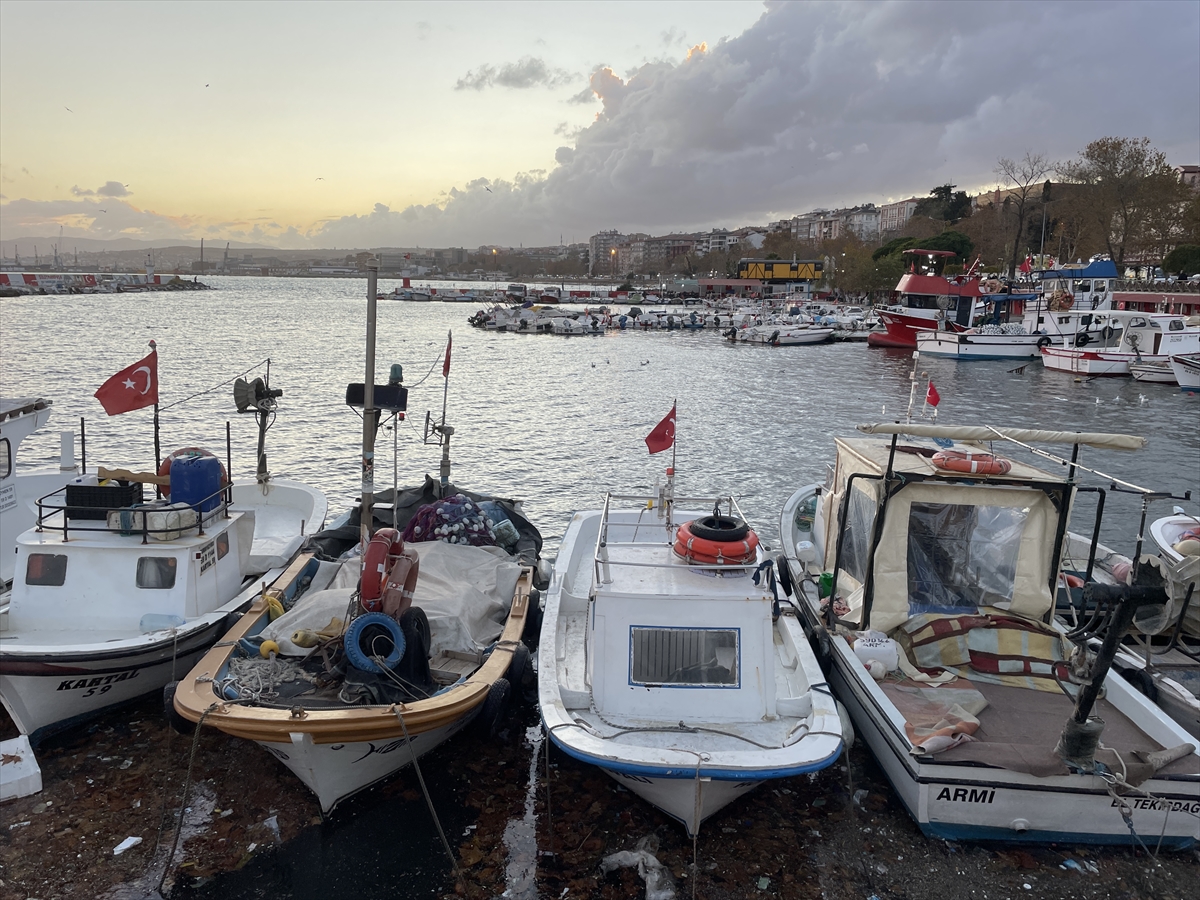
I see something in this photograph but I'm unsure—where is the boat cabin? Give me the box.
[1034,259,1119,313]
[7,485,252,636]
[890,250,982,327]
[570,501,781,723]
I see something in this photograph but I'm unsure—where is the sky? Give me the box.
[1,0,1197,251]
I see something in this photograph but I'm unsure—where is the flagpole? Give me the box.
[149,340,160,472]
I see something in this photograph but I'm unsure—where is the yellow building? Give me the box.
[736,258,823,281]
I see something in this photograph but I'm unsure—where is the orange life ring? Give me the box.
[157,447,227,498]
[673,520,760,565]
[380,548,420,618]
[931,449,1012,477]
[360,527,404,612]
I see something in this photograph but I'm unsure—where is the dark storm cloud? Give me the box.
[318,0,1200,248]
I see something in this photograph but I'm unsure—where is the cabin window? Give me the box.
[136,557,177,589]
[1130,317,1148,328]
[839,484,879,584]
[629,626,739,687]
[906,502,1028,615]
[1074,281,1091,293]
[216,531,229,560]
[26,553,67,586]
[1058,316,1070,324]
[0,438,10,478]
[1169,320,1184,331]
[1036,316,1045,325]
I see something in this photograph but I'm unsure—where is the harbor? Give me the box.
[2,275,1198,898]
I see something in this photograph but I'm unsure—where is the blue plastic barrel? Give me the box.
[170,455,223,512]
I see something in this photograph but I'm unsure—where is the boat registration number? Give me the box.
[934,786,995,804]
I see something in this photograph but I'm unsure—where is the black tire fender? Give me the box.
[776,554,794,597]
[476,678,511,737]
[687,515,750,542]
[1036,335,1051,349]
[163,682,196,736]
[1074,331,1090,347]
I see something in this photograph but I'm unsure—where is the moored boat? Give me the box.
[867,249,986,349]
[778,423,1199,846]
[0,438,325,744]
[1170,353,1200,391]
[539,465,845,836]
[1041,311,1200,377]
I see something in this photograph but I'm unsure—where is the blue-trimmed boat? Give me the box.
[537,473,845,835]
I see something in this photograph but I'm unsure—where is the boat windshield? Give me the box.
[906,502,1027,615]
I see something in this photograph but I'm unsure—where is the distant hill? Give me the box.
[0,236,277,254]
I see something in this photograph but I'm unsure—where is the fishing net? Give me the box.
[402,493,498,548]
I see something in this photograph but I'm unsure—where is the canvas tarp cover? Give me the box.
[868,482,1057,634]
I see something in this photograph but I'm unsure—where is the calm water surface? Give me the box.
[3,276,1199,897]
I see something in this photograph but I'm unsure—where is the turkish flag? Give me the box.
[442,332,452,377]
[94,350,158,416]
[1019,256,1032,274]
[645,403,676,454]
[925,381,941,408]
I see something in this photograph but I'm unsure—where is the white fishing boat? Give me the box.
[0,407,325,745]
[916,326,1044,359]
[1041,312,1200,376]
[0,398,80,611]
[539,474,845,836]
[1130,361,1178,384]
[1170,353,1200,391]
[733,324,834,346]
[778,423,1200,847]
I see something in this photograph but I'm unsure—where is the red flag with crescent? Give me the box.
[94,350,158,415]
[645,403,676,454]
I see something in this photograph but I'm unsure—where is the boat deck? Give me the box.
[883,678,1198,778]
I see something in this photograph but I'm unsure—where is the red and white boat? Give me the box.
[1041,311,1200,377]
[868,250,986,348]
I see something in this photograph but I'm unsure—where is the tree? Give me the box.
[1057,137,1187,268]
[870,230,974,264]
[1163,244,1200,277]
[995,151,1052,277]
[914,184,972,222]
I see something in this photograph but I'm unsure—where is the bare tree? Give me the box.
[994,151,1052,277]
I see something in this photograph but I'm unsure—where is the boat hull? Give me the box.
[825,641,1198,847]
[601,767,761,833]
[916,332,1043,359]
[1040,347,1131,376]
[257,715,475,814]
[868,310,943,349]
[0,617,228,744]
[1170,354,1200,391]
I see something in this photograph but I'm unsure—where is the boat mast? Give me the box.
[360,258,379,553]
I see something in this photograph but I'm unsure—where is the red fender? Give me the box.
[360,527,403,612]
[381,549,420,619]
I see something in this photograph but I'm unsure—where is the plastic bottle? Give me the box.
[140,613,186,632]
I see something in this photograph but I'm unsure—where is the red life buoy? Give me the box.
[673,520,760,565]
[360,527,404,612]
[157,447,227,498]
[931,449,1012,477]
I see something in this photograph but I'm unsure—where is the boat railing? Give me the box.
[34,481,233,544]
[595,493,751,585]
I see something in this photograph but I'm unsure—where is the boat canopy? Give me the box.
[825,437,1063,634]
[855,423,1146,451]
[1034,260,1119,280]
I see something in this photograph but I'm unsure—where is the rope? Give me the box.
[391,704,467,893]
[159,358,270,411]
[157,703,217,893]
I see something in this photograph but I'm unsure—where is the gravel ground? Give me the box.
[2,697,1197,900]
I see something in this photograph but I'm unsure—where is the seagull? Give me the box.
[205,83,210,87]
[98,209,107,213]
[64,106,73,112]
[315,177,324,181]
[640,359,649,366]
[484,186,492,193]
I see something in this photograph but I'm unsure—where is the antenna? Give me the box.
[422,331,455,497]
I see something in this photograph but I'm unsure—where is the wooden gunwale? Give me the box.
[173,553,532,744]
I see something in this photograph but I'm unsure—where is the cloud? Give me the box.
[660,27,686,47]
[0,197,189,240]
[455,56,575,91]
[309,0,1198,248]
[70,180,131,197]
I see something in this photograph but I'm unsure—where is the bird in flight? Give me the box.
[64,106,73,112]
[485,186,492,193]
[315,177,324,181]
[98,209,107,213]
[205,83,210,87]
